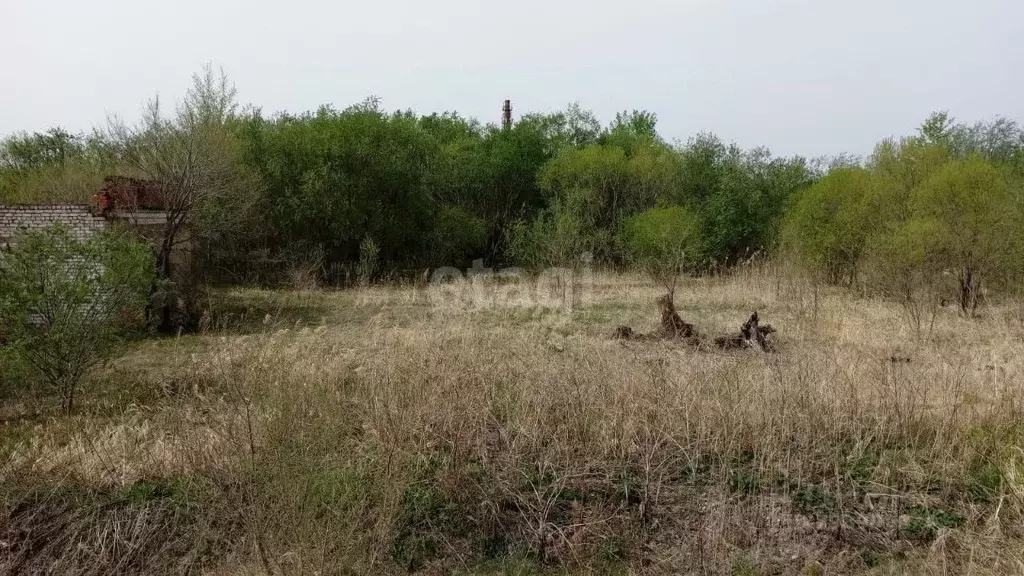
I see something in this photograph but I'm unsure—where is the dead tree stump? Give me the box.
[655,295,696,339]
[611,297,777,353]
[713,312,776,352]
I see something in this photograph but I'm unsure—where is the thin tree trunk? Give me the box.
[959,264,975,316]
[153,224,178,333]
[63,381,75,415]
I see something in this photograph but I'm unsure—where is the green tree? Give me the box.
[506,200,597,268]
[919,111,957,147]
[0,225,153,412]
[421,114,544,261]
[537,146,632,259]
[619,206,703,297]
[602,109,661,153]
[427,205,487,267]
[518,103,601,155]
[674,133,814,265]
[703,148,812,264]
[537,142,678,260]
[868,137,950,222]
[674,132,730,206]
[906,156,1022,314]
[863,218,947,337]
[464,121,551,258]
[781,167,885,284]
[0,128,117,204]
[110,64,246,329]
[0,127,84,172]
[919,111,1024,170]
[242,103,436,273]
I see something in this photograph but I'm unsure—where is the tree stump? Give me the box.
[713,312,776,352]
[610,297,777,353]
[655,294,696,339]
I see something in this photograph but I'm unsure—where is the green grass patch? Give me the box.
[904,506,966,540]
[793,484,834,515]
[392,482,462,570]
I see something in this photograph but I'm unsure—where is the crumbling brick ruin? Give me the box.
[91,176,167,216]
[0,205,109,249]
[1,176,174,250]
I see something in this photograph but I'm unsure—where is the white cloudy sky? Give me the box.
[1,0,1021,157]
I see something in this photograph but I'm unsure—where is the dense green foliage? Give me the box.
[783,113,1024,311]
[2,69,1023,301]
[781,167,885,283]
[227,97,815,276]
[0,128,116,204]
[0,71,817,280]
[0,225,154,411]
[620,206,703,293]
[233,101,547,274]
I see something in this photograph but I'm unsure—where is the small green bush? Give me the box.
[619,205,702,295]
[781,167,886,284]
[0,224,153,412]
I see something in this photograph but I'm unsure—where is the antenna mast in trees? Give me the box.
[502,99,512,129]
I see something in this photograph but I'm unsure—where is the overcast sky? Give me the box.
[2,0,1022,157]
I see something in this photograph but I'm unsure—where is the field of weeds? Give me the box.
[2,266,1024,575]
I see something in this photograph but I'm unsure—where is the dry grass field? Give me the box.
[3,265,1024,575]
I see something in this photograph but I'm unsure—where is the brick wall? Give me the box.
[1,203,186,265]
[0,205,110,249]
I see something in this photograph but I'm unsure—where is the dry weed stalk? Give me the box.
[2,269,1023,573]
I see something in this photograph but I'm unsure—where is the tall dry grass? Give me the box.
[2,265,1024,574]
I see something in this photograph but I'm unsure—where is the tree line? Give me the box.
[1,68,818,281]
[4,66,1024,410]
[2,67,1023,300]
[782,112,1024,321]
